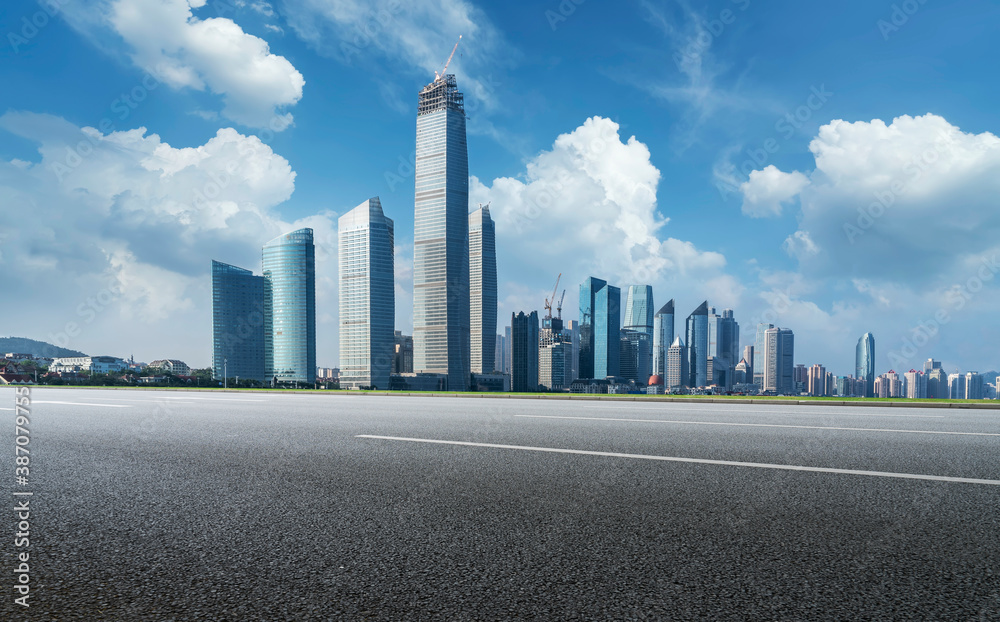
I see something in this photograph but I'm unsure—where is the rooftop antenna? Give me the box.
[434,35,462,82]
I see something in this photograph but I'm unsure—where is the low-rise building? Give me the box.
[148,359,191,375]
[50,356,128,374]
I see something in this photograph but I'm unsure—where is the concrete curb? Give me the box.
[8,385,1000,410]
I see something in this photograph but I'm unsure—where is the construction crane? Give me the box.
[434,35,462,83]
[556,290,566,319]
[544,273,562,320]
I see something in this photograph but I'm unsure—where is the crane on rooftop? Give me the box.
[544,273,561,320]
[434,35,462,83]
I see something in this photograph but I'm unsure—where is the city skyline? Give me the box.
[3,1,1000,377]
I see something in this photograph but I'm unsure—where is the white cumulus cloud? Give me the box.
[0,111,337,365]
[739,165,809,218]
[62,0,304,129]
[470,116,729,323]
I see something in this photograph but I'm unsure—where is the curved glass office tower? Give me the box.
[856,332,875,397]
[413,73,470,390]
[263,228,316,385]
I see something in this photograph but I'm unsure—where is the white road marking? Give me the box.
[0,407,13,411]
[356,435,1000,486]
[581,404,945,418]
[33,401,131,408]
[160,396,264,402]
[515,414,1000,437]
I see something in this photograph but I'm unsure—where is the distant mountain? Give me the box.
[982,370,998,385]
[0,337,86,359]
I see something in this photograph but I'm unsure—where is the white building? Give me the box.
[50,356,128,374]
[338,197,395,390]
[148,359,191,375]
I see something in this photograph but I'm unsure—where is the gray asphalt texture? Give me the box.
[2,388,1000,621]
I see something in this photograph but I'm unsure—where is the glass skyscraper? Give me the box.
[685,301,709,387]
[339,198,395,390]
[579,277,620,379]
[651,299,674,378]
[623,285,654,335]
[753,323,774,385]
[469,204,497,374]
[414,73,470,390]
[211,260,266,383]
[856,332,876,397]
[765,327,795,394]
[511,311,539,392]
[263,228,316,385]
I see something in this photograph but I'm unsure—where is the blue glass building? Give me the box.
[651,299,674,378]
[211,260,266,383]
[511,311,539,392]
[263,228,316,385]
[685,301,709,387]
[856,332,876,397]
[579,277,620,379]
[469,205,497,374]
[623,285,654,335]
[413,73,470,391]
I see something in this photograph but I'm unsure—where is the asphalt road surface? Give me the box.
[2,388,999,620]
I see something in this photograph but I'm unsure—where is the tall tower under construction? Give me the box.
[413,69,471,390]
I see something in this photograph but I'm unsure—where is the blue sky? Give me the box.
[2,0,1000,376]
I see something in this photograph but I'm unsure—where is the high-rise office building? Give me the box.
[624,285,654,334]
[511,311,539,392]
[733,357,750,384]
[338,199,395,390]
[394,331,414,374]
[742,345,754,376]
[211,260,266,383]
[753,323,774,385]
[924,359,947,398]
[414,72,470,391]
[263,228,316,385]
[763,327,794,394]
[948,373,964,399]
[685,301,709,387]
[565,320,581,381]
[876,370,903,397]
[708,307,739,389]
[808,364,827,397]
[579,277,620,379]
[904,369,926,399]
[856,332,876,398]
[539,341,573,391]
[469,205,497,375]
[666,336,688,389]
[624,285,654,379]
[620,330,652,384]
[494,333,506,375]
[965,371,984,400]
[651,300,674,378]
